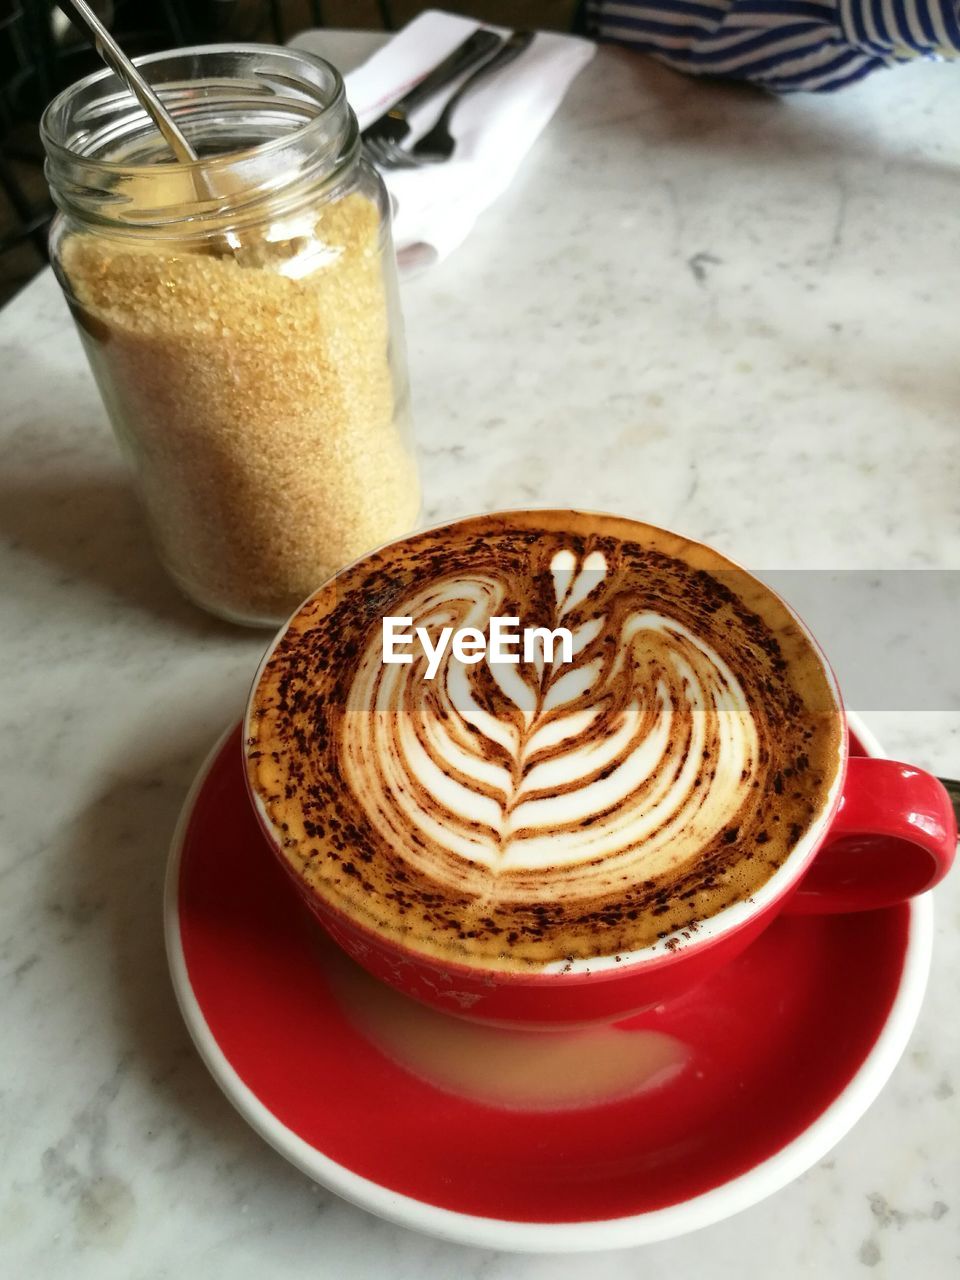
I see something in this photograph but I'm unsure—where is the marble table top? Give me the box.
[1,27,957,1280]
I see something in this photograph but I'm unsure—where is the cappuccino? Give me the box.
[246,512,842,971]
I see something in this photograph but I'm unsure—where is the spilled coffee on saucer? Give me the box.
[246,512,842,970]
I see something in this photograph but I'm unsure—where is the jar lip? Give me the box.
[40,42,350,174]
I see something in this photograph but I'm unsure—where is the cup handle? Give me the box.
[784,757,957,914]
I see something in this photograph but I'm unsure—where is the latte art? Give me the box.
[247,513,843,970]
[343,555,760,892]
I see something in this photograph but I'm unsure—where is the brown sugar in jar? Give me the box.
[43,46,419,625]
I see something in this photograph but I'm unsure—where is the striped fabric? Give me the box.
[585,0,960,90]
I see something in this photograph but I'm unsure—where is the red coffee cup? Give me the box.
[245,540,956,1027]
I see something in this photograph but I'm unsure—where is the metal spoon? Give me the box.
[58,0,198,163]
[57,1,240,251]
[939,776,960,830]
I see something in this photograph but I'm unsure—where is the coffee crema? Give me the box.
[246,512,843,971]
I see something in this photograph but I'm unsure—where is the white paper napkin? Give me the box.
[345,9,595,271]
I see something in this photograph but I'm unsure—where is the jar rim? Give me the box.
[40,42,351,175]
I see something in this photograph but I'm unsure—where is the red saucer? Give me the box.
[165,720,931,1250]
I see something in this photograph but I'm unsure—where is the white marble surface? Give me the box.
[1,28,959,1279]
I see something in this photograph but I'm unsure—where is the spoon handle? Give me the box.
[938,776,960,833]
[59,0,197,163]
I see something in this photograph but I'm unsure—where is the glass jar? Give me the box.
[41,45,420,627]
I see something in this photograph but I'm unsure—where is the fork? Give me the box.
[362,28,502,170]
[410,30,535,164]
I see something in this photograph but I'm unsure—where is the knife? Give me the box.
[360,28,503,149]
